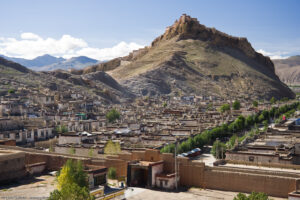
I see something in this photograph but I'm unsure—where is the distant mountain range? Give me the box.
[273,56,300,85]
[0,54,99,71]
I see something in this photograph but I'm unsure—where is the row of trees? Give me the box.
[219,96,290,114]
[160,102,300,154]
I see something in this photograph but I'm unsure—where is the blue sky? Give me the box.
[0,0,299,60]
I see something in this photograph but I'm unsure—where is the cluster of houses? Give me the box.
[226,116,300,166]
[0,86,277,157]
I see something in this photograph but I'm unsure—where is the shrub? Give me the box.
[106,109,120,123]
[107,167,117,179]
[211,140,227,159]
[233,100,241,110]
[234,192,270,200]
[48,159,94,200]
[252,100,258,107]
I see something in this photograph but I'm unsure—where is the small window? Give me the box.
[249,156,254,162]
[16,133,20,139]
[27,132,31,138]
[41,131,44,137]
[165,180,168,186]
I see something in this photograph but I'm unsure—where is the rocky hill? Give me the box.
[0,57,133,103]
[273,56,300,85]
[78,14,294,100]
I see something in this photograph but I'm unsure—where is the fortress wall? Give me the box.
[178,160,204,187]
[25,152,92,171]
[145,149,161,162]
[131,151,145,161]
[212,165,300,178]
[227,159,300,170]
[203,167,297,198]
[92,158,128,178]
[161,153,175,173]
[1,145,298,197]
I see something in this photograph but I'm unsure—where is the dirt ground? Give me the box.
[125,187,286,200]
[0,173,56,200]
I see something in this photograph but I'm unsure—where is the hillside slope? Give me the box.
[0,57,133,103]
[273,56,300,85]
[79,14,293,100]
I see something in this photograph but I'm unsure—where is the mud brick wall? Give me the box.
[203,167,297,198]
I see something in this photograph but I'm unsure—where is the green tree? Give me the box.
[107,167,117,179]
[8,89,15,94]
[270,97,276,104]
[226,135,238,149]
[104,140,121,155]
[207,103,213,111]
[56,125,68,133]
[233,100,241,110]
[263,120,268,129]
[88,148,94,157]
[252,100,258,107]
[48,159,94,200]
[220,103,230,113]
[106,109,120,123]
[69,145,76,155]
[162,102,167,107]
[281,97,288,102]
[211,140,227,159]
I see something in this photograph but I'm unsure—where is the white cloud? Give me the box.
[20,32,42,40]
[73,42,143,61]
[0,32,144,60]
[257,49,289,60]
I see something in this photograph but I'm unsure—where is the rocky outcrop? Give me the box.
[151,14,275,72]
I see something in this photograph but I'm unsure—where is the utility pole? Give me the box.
[175,138,178,191]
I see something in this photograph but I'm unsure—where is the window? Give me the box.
[16,133,20,139]
[249,156,254,162]
[34,130,38,137]
[4,133,9,138]
[41,130,44,137]
[165,180,168,186]
[27,132,31,138]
